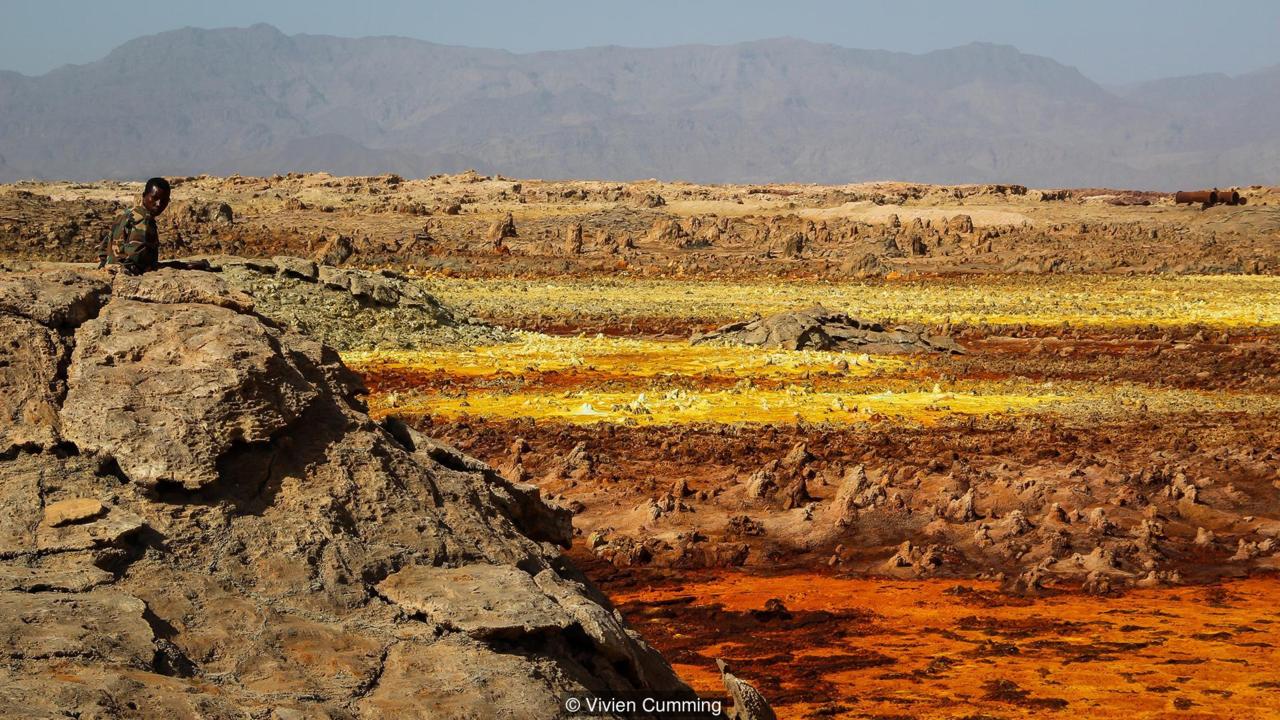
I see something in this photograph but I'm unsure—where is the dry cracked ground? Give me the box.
[4,173,1280,719]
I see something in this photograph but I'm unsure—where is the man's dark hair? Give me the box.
[144,177,171,196]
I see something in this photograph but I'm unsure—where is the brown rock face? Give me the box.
[718,658,777,720]
[0,591,155,667]
[647,217,692,246]
[487,212,518,246]
[377,563,574,640]
[61,298,319,489]
[946,214,975,234]
[0,267,688,717]
[780,231,806,258]
[0,314,67,453]
[565,222,585,254]
[272,254,318,280]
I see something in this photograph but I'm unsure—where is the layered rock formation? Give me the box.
[0,267,688,718]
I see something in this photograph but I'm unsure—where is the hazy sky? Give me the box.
[3,0,1278,84]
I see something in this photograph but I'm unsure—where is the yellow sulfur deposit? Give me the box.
[348,333,1280,426]
[425,275,1280,330]
[385,386,1061,425]
[344,332,905,380]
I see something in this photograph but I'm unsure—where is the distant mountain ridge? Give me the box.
[0,24,1276,187]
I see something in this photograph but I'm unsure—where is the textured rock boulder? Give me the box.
[0,269,109,328]
[314,233,356,266]
[376,563,574,640]
[61,296,319,489]
[273,254,318,280]
[0,267,690,718]
[692,304,964,355]
[110,268,255,312]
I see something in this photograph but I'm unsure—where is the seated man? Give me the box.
[99,177,170,274]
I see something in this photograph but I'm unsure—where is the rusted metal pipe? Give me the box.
[1175,188,1247,207]
[1175,190,1217,205]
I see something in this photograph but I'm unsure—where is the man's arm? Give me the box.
[97,211,130,268]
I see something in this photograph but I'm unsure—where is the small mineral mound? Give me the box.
[692,304,964,354]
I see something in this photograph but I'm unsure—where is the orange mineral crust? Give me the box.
[604,571,1280,719]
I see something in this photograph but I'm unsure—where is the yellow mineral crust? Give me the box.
[426,275,1280,330]
[344,332,903,380]
[386,386,1061,425]
[348,333,1280,426]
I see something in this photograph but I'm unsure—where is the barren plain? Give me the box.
[3,173,1280,718]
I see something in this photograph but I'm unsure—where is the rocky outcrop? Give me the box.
[314,233,355,266]
[273,254,318,280]
[692,305,964,354]
[718,658,777,720]
[0,268,110,328]
[843,252,887,277]
[565,222,585,255]
[194,256,510,351]
[110,268,255,312]
[823,465,881,529]
[487,212,518,252]
[0,267,689,718]
[60,293,320,489]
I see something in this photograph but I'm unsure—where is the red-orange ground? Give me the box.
[596,568,1280,719]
